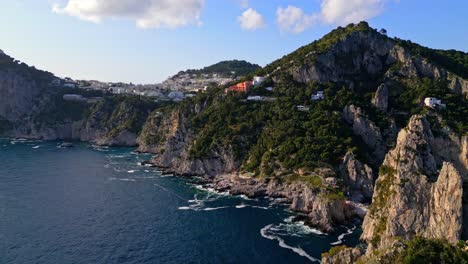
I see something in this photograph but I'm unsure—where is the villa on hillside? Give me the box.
[311,91,324,101]
[297,105,310,112]
[253,76,266,86]
[424,97,446,109]
[225,81,253,94]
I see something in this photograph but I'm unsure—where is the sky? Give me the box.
[1,0,467,84]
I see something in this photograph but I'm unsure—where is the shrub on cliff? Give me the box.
[397,237,468,264]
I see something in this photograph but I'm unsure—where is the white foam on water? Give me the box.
[202,206,230,211]
[238,194,255,200]
[251,205,271,210]
[193,184,229,196]
[32,145,41,149]
[236,204,248,209]
[260,225,320,263]
[118,178,136,182]
[330,225,356,246]
[127,170,137,173]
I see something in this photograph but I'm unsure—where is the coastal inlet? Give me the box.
[0,139,360,264]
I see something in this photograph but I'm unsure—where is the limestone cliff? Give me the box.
[340,151,374,203]
[342,105,386,164]
[361,115,465,254]
[277,25,467,98]
[137,102,240,177]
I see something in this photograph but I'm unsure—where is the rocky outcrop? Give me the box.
[448,74,468,98]
[284,26,467,99]
[361,115,464,253]
[322,246,365,264]
[432,134,468,180]
[289,30,394,84]
[343,105,386,164]
[213,173,362,233]
[340,151,374,203]
[372,83,389,112]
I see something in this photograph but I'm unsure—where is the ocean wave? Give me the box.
[260,225,320,263]
[235,203,271,210]
[193,184,229,196]
[262,217,326,239]
[330,225,356,246]
[32,145,41,149]
[202,206,230,211]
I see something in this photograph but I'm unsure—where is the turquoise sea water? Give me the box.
[0,139,360,264]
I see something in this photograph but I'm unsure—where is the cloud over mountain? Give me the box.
[277,0,390,33]
[238,8,265,31]
[52,0,205,28]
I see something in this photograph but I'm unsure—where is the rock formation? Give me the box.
[372,83,389,112]
[340,151,374,203]
[361,115,464,254]
[342,105,387,164]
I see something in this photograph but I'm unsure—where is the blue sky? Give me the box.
[1,0,467,83]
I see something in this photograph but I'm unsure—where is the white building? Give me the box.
[424,97,446,108]
[297,105,310,112]
[253,76,266,86]
[168,91,185,102]
[311,91,324,101]
[109,87,125,94]
[247,96,264,101]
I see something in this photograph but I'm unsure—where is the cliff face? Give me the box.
[342,105,387,165]
[0,65,154,146]
[340,151,374,203]
[283,29,467,98]
[0,70,43,122]
[137,103,240,177]
[361,115,465,254]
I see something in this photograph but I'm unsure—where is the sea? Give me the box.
[0,139,361,264]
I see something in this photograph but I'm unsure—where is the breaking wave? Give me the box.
[260,224,320,263]
[330,225,356,246]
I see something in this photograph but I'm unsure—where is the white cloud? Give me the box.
[238,8,265,31]
[277,0,390,33]
[52,0,205,29]
[276,5,319,33]
[320,0,384,25]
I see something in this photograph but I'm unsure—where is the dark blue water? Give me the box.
[0,139,360,264]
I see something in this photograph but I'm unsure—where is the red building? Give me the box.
[225,81,253,94]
